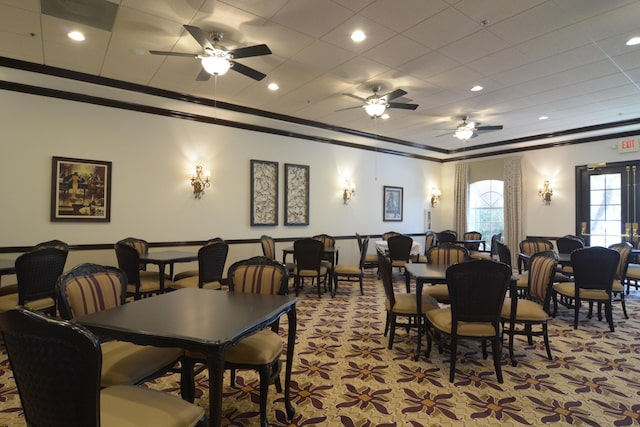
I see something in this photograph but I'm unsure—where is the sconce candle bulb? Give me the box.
[343,180,356,204]
[191,165,210,199]
[538,180,553,205]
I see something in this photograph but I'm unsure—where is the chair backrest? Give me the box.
[608,242,632,282]
[198,240,229,287]
[260,235,277,260]
[519,238,553,256]
[0,307,102,427]
[32,240,69,253]
[357,237,370,269]
[117,237,148,271]
[426,243,469,265]
[382,231,401,241]
[377,251,396,308]
[15,247,68,306]
[355,233,364,251]
[57,264,127,320]
[463,231,482,251]
[424,231,437,251]
[489,233,502,257]
[527,251,558,311]
[312,234,335,261]
[556,236,585,254]
[294,238,324,271]
[436,230,457,244]
[446,259,511,328]
[495,240,513,268]
[228,256,289,295]
[387,234,413,263]
[571,246,619,294]
[114,242,142,286]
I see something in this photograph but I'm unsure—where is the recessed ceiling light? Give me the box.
[626,36,640,46]
[470,85,483,92]
[351,30,366,42]
[538,116,549,120]
[68,31,85,41]
[268,83,279,91]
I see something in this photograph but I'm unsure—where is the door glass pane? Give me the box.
[589,173,621,247]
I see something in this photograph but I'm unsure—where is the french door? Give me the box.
[576,160,640,247]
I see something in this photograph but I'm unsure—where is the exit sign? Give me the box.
[619,138,639,153]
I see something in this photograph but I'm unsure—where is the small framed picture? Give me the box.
[51,156,112,222]
[250,159,278,226]
[285,163,309,225]
[383,185,403,222]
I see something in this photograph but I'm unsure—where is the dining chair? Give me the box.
[495,241,528,296]
[424,259,512,383]
[173,237,225,281]
[387,234,413,274]
[555,235,585,277]
[114,242,173,300]
[420,230,437,262]
[57,263,186,389]
[462,231,483,251]
[171,240,228,290]
[627,252,640,294]
[333,236,368,296]
[501,251,558,366]
[378,251,439,350]
[0,247,68,316]
[224,255,289,427]
[469,232,502,260]
[518,237,554,273]
[312,233,337,273]
[382,231,401,241]
[356,233,379,272]
[435,230,457,244]
[261,235,295,273]
[293,238,328,297]
[553,246,620,331]
[0,307,205,427]
[608,242,632,320]
[422,243,470,303]
[117,236,149,271]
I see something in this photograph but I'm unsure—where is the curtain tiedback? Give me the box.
[504,157,524,267]
[454,163,468,237]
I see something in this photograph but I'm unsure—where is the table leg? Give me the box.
[207,349,226,427]
[414,280,424,361]
[157,262,166,293]
[285,307,297,420]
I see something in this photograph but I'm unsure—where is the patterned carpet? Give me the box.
[1,269,640,426]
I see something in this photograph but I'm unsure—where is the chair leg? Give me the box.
[605,301,615,332]
[359,276,364,295]
[449,336,457,383]
[258,366,270,427]
[230,368,236,387]
[621,293,629,319]
[492,337,504,383]
[508,329,517,367]
[481,340,488,359]
[425,324,433,357]
[387,313,396,349]
[542,322,552,360]
[574,298,580,329]
[384,312,390,337]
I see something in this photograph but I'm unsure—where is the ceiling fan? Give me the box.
[337,85,419,118]
[438,116,504,141]
[149,25,272,81]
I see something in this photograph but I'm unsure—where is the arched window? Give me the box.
[468,180,504,249]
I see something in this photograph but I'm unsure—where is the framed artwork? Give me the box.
[383,185,403,222]
[285,163,309,225]
[51,156,112,222]
[250,159,278,226]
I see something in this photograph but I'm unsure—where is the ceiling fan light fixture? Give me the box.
[201,50,231,76]
[364,98,387,118]
[454,121,476,141]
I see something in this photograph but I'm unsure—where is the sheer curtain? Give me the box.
[504,157,524,266]
[454,163,468,237]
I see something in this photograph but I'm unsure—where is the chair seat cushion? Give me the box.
[501,298,550,321]
[127,272,173,294]
[391,260,407,268]
[470,251,491,260]
[101,341,183,387]
[552,282,609,300]
[426,308,500,337]
[101,384,204,427]
[0,294,55,312]
[364,254,378,262]
[386,293,439,315]
[224,329,282,365]
[173,269,198,281]
[627,264,640,279]
[171,275,221,290]
[294,266,328,277]
[423,284,449,301]
[612,281,624,292]
[334,264,361,275]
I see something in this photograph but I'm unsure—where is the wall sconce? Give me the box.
[538,180,553,205]
[190,165,210,199]
[343,180,356,204]
[431,187,441,207]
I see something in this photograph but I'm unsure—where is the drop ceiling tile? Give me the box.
[466,47,531,77]
[438,28,510,63]
[404,7,481,50]
[218,0,289,20]
[452,0,546,25]
[321,14,396,54]
[360,0,449,32]
[400,50,461,80]
[270,0,352,38]
[362,34,430,68]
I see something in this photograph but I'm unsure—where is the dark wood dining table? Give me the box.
[455,239,486,250]
[140,250,197,291]
[76,288,297,427]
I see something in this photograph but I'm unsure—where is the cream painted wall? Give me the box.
[0,89,438,269]
[440,139,638,239]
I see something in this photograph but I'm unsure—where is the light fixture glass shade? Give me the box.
[364,100,387,118]
[201,56,231,76]
[454,128,474,141]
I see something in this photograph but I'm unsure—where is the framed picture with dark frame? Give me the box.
[383,185,403,222]
[51,156,112,222]
[285,163,309,225]
[250,159,278,226]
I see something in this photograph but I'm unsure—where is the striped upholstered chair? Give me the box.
[422,243,470,304]
[57,263,185,388]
